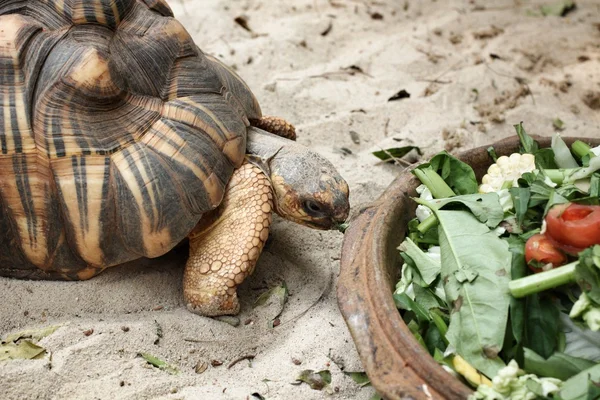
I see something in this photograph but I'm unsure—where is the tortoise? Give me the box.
[0,0,350,316]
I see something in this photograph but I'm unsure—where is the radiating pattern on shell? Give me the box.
[0,0,262,278]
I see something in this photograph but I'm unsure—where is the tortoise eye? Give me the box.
[303,200,323,215]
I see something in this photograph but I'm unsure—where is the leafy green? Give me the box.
[523,347,595,380]
[559,363,600,400]
[398,238,440,285]
[0,341,46,361]
[421,193,504,228]
[344,371,371,387]
[0,325,59,361]
[393,293,431,323]
[372,146,421,161]
[293,370,332,391]
[139,353,179,374]
[407,320,427,349]
[552,133,579,169]
[422,207,512,378]
[254,281,289,307]
[536,148,560,169]
[487,146,499,162]
[415,151,478,195]
[524,294,560,358]
[508,236,527,346]
[528,176,569,212]
[424,323,446,355]
[515,122,539,154]
[509,187,531,229]
[561,313,600,362]
[254,281,289,327]
[413,284,445,310]
[576,246,600,304]
[4,326,59,343]
[540,0,576,17]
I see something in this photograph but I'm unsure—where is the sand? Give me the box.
[2,0,600,399]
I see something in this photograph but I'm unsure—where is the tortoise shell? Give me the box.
[0,0,262,279]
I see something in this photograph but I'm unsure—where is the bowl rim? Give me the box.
[337,135,600,400]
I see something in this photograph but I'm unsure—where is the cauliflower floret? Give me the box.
[479,153,536,194]
[415,184,434,222]
[469,360,562,400]
[570,292,600,331]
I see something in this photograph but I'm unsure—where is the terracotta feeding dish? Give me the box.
[337,136,600,400]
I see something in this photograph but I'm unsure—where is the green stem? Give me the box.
[544,169,567,185]
[430,310,449,345]
[412,167,455,199]
[572,140,592,160]
[544,156,600,185]
[417,214,439,233]
[509,261,578,298]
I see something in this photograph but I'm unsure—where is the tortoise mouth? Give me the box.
[304,218,337,230]
[300,213,349,231]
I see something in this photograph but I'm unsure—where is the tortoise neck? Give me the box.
[245,126,295,160]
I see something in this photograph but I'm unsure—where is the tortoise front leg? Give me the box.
[183,162,273,316]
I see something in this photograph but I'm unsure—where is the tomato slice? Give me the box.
[525,234,567,272]
[545,203,600,253]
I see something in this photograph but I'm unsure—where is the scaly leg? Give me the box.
[183,162,273,316]
[251,116,296,141]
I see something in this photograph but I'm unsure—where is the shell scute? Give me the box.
[70,0,135,29]
[110,142,196,258]
[141,118,231,213]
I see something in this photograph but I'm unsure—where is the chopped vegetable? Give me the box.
[453,354,493,387]
[571,140,593,160]
[524,233,567,272]
[570,292,600,331]
[545,203,600,253]
[413,151,478,195]
[412,168,455,199]
[478,153,536,194]
[469,360,562,400]
[415,185,433,222]
[552,133,579,168]
[508,261,577,298]
[543,155,600,185]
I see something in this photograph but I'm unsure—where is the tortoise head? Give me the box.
[269,152,350,230]
[247,128,350,230]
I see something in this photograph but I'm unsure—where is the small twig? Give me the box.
[183,338,229,344]
[418,60,463,85]
[375,146,413,167]
[278,269,333,327]
[307,70,367,79]
[484,63,536,105]
[228,354,256,369]
[384,118,390,137]
[417,78,452,84]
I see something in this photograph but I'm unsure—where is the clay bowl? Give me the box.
[337,136,600,400]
